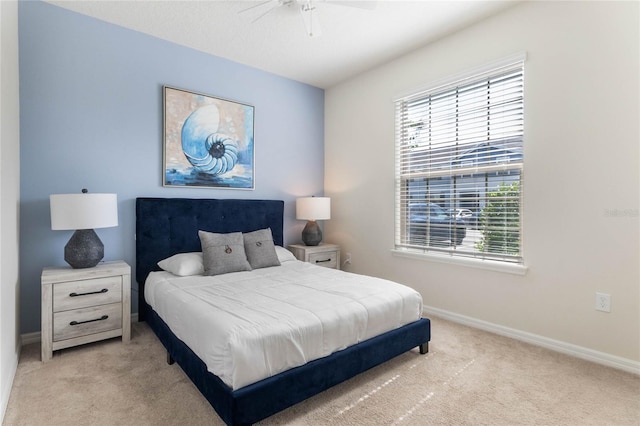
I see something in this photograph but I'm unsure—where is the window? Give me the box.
[394,55,525,265]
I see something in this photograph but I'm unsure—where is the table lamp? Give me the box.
[296,197,330,246]
[50,189,118,268]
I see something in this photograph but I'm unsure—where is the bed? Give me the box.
[136,197,431,425]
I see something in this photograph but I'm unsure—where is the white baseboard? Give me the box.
[423,305,640,376]
[20,331,40,346]
[21,313,140,346]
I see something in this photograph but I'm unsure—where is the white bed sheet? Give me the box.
[145,259,423,390]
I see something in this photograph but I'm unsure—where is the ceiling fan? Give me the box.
[239,0,376,38]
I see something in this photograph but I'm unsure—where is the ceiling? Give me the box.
[46,0,518,89]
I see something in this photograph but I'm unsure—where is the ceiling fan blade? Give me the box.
[299,1,322,37]
[238,0,275,14]
[239,0,289,23]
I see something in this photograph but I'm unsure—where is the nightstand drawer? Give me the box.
[53,303,122,341]
[288,243,341,270]
[308,251,338,269]
[53,276,122,312]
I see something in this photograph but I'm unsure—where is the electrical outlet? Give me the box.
[343,253,352,265]
[595,293,611,312]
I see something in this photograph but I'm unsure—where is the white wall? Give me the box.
[325,1,639,365]
[0,0,21,421]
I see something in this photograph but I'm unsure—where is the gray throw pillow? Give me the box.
[198,230,251,276]
[243,228,281,269]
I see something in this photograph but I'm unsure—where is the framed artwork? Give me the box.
[163,86,255,189]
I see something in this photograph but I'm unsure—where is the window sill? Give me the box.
[391,248,528,275]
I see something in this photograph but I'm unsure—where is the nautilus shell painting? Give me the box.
[163,86,254,189]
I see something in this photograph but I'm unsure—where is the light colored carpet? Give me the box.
[3,317,639,426]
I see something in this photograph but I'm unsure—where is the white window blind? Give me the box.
[394,58,525,264]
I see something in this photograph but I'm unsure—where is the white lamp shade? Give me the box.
[296,197,330,221]
[50,193,118,230]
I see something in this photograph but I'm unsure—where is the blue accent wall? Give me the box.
[18,1,325,333]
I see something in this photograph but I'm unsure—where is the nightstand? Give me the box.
[288,243,341,270]
[41,260,131,362]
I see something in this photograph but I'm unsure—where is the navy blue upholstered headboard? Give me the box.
[135,198,284,320]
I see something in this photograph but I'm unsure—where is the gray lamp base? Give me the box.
[64,229,104,269]
[302,220,322,246]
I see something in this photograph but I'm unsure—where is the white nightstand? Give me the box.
[41,260,131,362]
[288,243,341,270]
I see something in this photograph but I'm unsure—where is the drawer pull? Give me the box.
[70,315,108,326]
[69,288,108,297]
[315,259,332,263]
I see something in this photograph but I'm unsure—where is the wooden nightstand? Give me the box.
[41,260,131,362]
[288,243,341,270]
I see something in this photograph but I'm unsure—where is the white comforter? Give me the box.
[145,260,423,390]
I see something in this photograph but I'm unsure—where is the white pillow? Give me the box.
[157,252,204,276]
[275,246,297,263]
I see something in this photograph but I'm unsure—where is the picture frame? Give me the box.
[163,86,255,189]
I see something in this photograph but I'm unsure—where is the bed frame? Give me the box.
[136,197,431,425]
